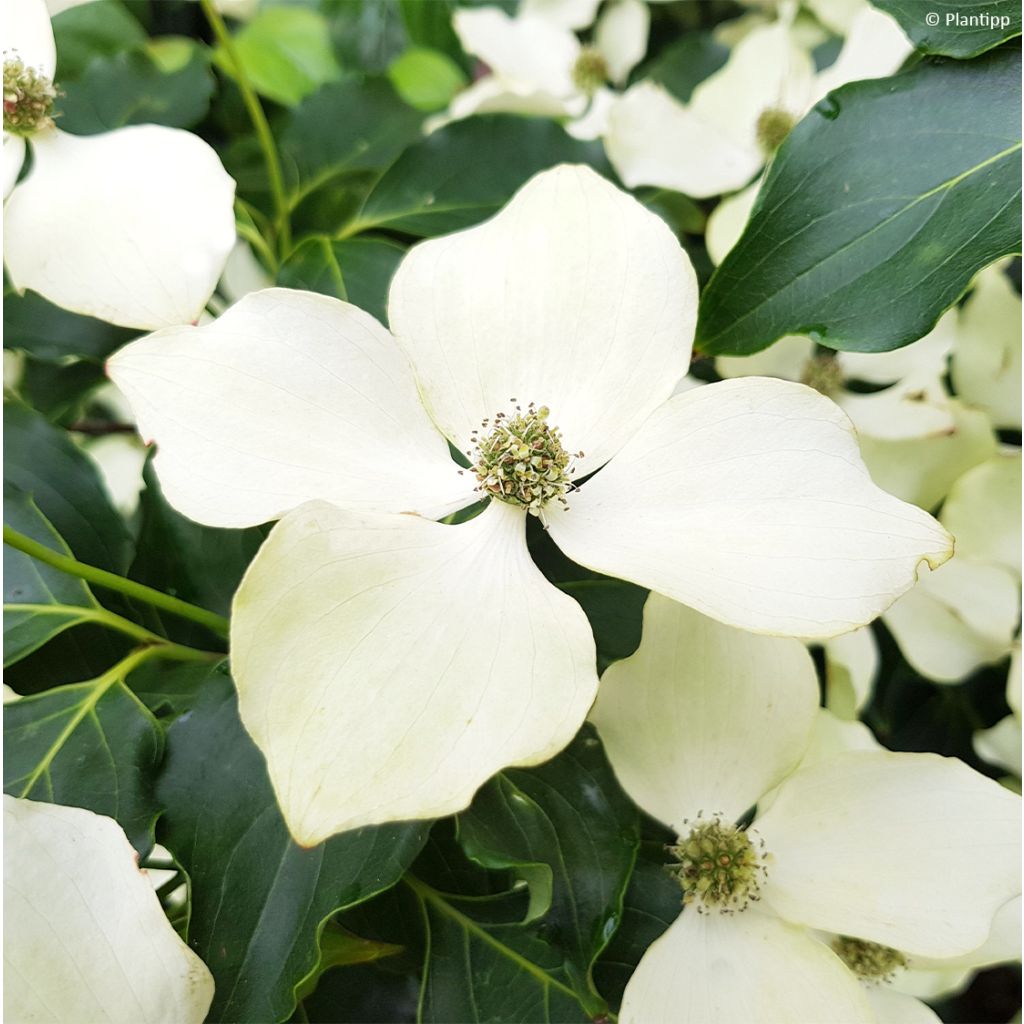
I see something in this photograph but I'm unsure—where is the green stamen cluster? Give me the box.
[756,107,796,153]
[571,47,609,96]
[832,936,908,983]
[667,817,767,913]
[470,402,580,515]
[4,57,57,135]
[800,353,844,396]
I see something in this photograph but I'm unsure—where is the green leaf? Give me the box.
[277,236,405,323]
[281,77,423,202]
[56,43,215,134]
[409,880,590,1024]
[294,923,403,1003]
[3,401,134,573]
[3,671,163,852]
[387,47,467,111]
[592,849,682,1012]
[127,657,221,720]
[456,725,640,1009]
[129,461,265,629]
[635,31,729,101]
[215,6,343,106]
[398,0,465,62]
[4,484,100,666]
[3,288,137,363]
[16,357,107,424]
[51,0,147,81]
[558,579,648,673]
[873,0,1021,58]
[354,115,613,237]
[696,47,1022,355]
[156,672,429,1023]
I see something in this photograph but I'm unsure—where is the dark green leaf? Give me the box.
[387,47,467,111]
[281,77,423,201]
[127,656,221,719]
[696,47,1022,355]
[57,43,215,134]
[592,849,682,1012]
[214,6,343,106]
[4,400,134,573]
[130,460,265,628]
[354,115,613,236]
[4,673,163,852]
[398,0,464,62]
[558,579,648,673]
[873,0,1021,58]
[3,288,138,363]
[4,484,99,666]
[51,0,147,81]
[410,880,590,1024]
[457,725,640,1008]
[634,31,729,101]
[17,357,107,423]
[277,236,405,323]
[157,672,429,1023]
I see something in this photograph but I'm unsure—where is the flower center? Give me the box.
[667,816,767,913]
[470,402,580,515]
[3,57,57,135]
[831,936,908,983]
[800,352,844,396]
[571,47,609,96]
[756,106,796,153]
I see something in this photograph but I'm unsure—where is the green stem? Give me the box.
[3,525,229,639]
[202,0,291,257]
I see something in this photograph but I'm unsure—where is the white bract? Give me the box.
[109,165,951,845]
[884,451,1022,683]
[3,0,236,329]
[975,648,1022,776]
[605,2,911,198]
[3,796,215,1023]
[592,594,1022,1024]
[443,0,649,138]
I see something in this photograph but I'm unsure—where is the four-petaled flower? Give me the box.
[109,164,951,845]
[591,593,1021,1023]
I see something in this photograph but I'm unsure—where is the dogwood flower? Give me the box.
[604,2,911,198]
[884,451,1021,683]
[591,594,1022,1023]
[975,648,1022,777]
[109,165,951,844]
[4,796,214,1023]
[4,0,236,329]
[443,0,649,138]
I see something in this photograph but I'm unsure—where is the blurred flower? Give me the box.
[604,2,911,198]
[4,0,236,329]
[4,796,214,1022]
[591,594,1022,1023]
[438,0,649,138]
[975,648,1022,777]
[884,452,1022,683]
[110,165,951,844]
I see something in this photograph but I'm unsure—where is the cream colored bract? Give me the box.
[592,595,1022,1024]
[108,164,952,844]
[4,797,214,1023]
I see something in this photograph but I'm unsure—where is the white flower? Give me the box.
[3,0,236,329]
[604,3,911,198]
[884,451,1022,683]
[443,0,649,138]
[108,165,951,844]
[951,262,1022,431]
[716,319,958,442]
[591,594,1022,1023]
[4,796,214,1023]
[975,648,1022,777]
